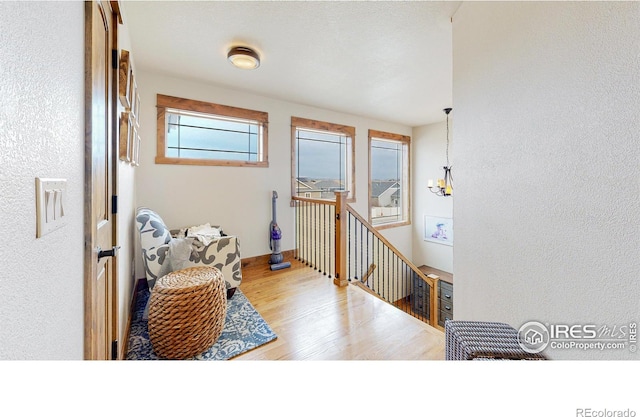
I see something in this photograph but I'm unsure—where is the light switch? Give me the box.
[36,178,67,238]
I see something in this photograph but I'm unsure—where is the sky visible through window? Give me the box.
[371,139,402,181]
[166,113,259,161]
[296,131,400,181]
[296,129,346,180]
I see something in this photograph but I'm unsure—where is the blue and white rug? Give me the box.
[126,281,277,360]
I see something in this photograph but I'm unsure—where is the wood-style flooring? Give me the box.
[235,259,445,360]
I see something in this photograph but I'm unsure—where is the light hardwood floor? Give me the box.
[235,260,445,360]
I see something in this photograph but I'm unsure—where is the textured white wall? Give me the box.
[412,121,454,273]
[0,2,84,359]
[134,71,412,278]
[453,2,640,359]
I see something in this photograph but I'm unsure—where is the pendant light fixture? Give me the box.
[227,46,260,70]
[428,108,453,197]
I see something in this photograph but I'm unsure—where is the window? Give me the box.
[291,117,355,202]
[369,129,410,228]
[155,94,268,167]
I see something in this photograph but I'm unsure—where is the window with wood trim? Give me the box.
[369,129,410,228]
[291,116,355,202]
[155,94,268,167]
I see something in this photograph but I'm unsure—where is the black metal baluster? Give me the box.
[318,204,323,274]
[306,202,310,266]
[313,202,316,270]
[377,237,382,297]
[322,204,326,275]
[328,205,332,279]
[309,202,313,268]
[299,201,303,264]
[296,201,300,261]
[391,251,396,309]
[347,213,358,281]
[403,262,408,314]
[384,246,388,301]
[298,201,302,263]
[300,201,304,264]
[293,201,297,260]
[305,201,308,266]
[366,229,371,289]
[356,222,368,280]
[406,263,410,315]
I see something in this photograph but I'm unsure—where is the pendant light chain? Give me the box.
[427,107,453,197]
[446,111,450,167]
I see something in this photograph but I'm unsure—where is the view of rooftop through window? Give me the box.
[367,130,410,227]
[295,128,351,199]
[370,138,404,225]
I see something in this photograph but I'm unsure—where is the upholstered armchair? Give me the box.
[135,207,242,298]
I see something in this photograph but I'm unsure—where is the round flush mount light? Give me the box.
[227,46,260,70]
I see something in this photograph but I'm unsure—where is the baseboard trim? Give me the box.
[121,278,146,360]
[241,249,295,269]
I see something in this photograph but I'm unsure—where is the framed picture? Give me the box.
[424,215,453,246]
[127,70,136,114]
[132,86,140,124]
[127,120,136,163]
[118,112,130,162]
[133,134,141,167]
[118,50,131,108]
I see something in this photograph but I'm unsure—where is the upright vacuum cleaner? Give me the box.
[269,191,291,271]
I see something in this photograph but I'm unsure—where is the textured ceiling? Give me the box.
[121,1,461,127]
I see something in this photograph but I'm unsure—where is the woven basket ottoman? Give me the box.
[148,266,227,359]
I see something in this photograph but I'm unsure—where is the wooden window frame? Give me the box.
[291,116,356,203]
[155,94,269,167]
[368,129,411,230]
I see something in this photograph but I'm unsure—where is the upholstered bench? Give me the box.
[445,320,547,360]
[148,266,227,359]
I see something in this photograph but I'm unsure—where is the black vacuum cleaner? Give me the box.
[269,191,291,271]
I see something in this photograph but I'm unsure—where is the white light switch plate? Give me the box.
[36,178,67,238]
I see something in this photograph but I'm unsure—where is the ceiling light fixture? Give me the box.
[428,108,453,197]
[227,46,260,70]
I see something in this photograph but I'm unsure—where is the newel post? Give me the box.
[334,191,349,287]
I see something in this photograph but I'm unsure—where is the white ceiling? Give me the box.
[121,1,461,127]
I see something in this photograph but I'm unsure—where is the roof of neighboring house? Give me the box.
[297,178,344,191]
[296,179,316,190]
[371,180,399,198]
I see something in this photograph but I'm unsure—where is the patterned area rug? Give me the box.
[126,281,277,360]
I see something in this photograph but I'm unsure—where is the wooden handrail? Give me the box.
[291,195,337,206]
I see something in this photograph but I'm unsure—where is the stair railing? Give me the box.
[293,191,439,328]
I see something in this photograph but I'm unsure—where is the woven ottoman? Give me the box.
[148,266,227,359]
[445,320,547,360]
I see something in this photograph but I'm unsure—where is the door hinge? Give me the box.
[112,195,118,214]
[111,340,118,360]
[112,49,118,70]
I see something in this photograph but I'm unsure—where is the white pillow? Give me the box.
[187,223,222,238]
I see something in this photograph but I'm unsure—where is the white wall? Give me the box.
[412,121,454,273]
[453,2,640,359]
[134,71,413,278]
[0,2,84,359]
